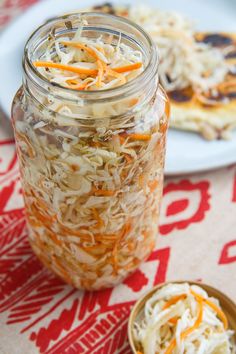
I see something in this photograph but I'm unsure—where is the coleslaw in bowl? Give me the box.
[129,281,236,354]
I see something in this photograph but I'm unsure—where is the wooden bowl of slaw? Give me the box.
[128,280,236,353]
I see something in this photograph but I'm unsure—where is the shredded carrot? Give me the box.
[190,289,228,329]
[124,154,132,163]
[169,317,178,325]
[53,256,72,284]
[66,79,78,86]
[165,99,171,118]
[142,230,150,239]
[74,83,87,91]
[163,294,187,310]
[48,231,62,247]
[122,221,132,239]
[119,135,126,145]
[34,197,50,211]
[121,169,128,180]
[34,61,141,80]
[181,300,203,336]
[94,189,115,196]
[92,208,104,228]
[33,61,97,75]
[66,79,88,91]
[31,205,55,225]
[83,244,109,254]
[96,59,104,87]
[94,233,118,241]
[126,133,151,141]
[165,300,203,354]
[105,66,126,85]
[217,79,236,91]
[129,98,139,107]
[28,216,42,228]
[127,241,135,251]
[91,141,102,147]
[138,175,144,188]
[148,180,159,192]
[113,62,142,73]
[71,84,87,91]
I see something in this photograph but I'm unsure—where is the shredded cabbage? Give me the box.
[133,283,236,354]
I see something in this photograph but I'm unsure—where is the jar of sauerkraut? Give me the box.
[12,12,170,290]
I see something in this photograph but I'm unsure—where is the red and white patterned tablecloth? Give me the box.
[0,1,236,353]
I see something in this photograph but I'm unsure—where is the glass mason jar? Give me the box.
[12,13,170,290]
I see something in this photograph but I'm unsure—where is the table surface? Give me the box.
[0,1,236,353]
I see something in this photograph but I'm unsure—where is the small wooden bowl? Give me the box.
[128,280,236,353]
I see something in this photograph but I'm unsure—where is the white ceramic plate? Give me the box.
[1,0,236,175]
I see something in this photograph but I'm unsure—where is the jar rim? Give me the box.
[23,11,159,103]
